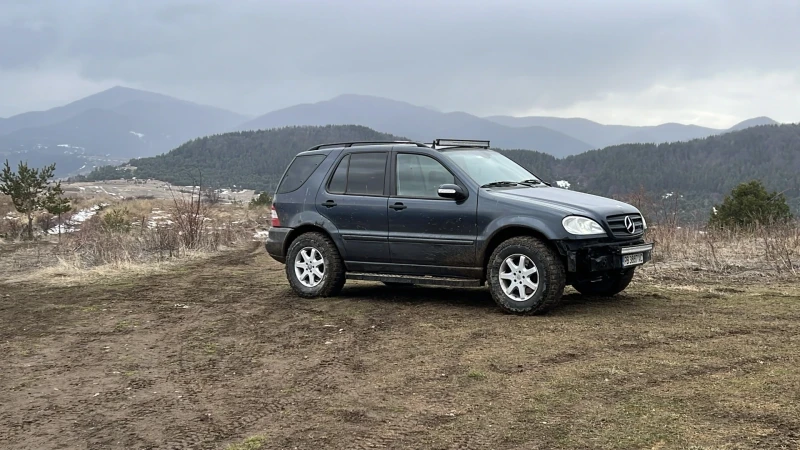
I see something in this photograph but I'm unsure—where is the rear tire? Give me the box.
[285,232,346,298]
[572,268,635,297]
[487,236,566,315]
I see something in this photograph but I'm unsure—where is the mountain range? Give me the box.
[0,86,781,177]
[484,115,777,148]
[0,87,247,175]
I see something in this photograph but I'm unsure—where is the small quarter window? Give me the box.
[327,155,349,194]
[276,154,326,194]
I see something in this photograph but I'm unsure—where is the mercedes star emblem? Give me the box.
[624,216,636,234]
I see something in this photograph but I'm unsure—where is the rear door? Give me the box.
[315,151,390,263]
[387,151,478,268]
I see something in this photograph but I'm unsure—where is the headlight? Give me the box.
[562,216,606,235]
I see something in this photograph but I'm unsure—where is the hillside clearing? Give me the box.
[1,244,798,449]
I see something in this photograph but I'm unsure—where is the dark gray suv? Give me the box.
[266,139,653,315]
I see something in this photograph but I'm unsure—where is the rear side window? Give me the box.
[276,154,326,194]
[326,152,387,196]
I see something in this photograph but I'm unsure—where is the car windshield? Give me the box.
[444,150,539,187]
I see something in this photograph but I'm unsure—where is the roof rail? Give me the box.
[306,141,429,151]
[431,138,490,149]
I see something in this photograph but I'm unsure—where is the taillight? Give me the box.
[271,205,281,227]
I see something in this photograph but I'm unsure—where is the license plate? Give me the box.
[622,253,644,267]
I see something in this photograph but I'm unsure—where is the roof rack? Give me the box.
[307,141,429,151]
[431,138,490,149]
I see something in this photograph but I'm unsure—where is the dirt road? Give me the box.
[1,244,799,449]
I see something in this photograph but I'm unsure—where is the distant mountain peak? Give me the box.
[237,93,594,157]
[728,116,778,131]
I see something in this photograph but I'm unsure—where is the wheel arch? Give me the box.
[283,223,344,260]
[480,225,561,279]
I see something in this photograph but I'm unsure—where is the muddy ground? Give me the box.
[1,244,799,449]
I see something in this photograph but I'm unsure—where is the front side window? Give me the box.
[277,154,327,194]
[445,150,537,187]
[396,153,455,198]
[327,152,387,196]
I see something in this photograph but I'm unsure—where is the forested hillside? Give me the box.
[501,123,800,196]
[85,125,405,190]
[83,123,800,218]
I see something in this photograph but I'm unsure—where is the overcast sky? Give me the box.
[2,0,799,127]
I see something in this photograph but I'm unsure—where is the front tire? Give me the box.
[573,269,635,297]
[487,236,566,315]
[285,232,346,298]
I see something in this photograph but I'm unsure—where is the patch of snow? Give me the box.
[57,144,70,147]
[253,230,269,241]
[46,203,108,234]
[555,180,571,189]
[663,192,674,199]
[129,131,145,139]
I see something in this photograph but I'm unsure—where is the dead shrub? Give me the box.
[0,217,24,240]
[35,212,56,234]
[645,220,800,276]
[169,186,208,249]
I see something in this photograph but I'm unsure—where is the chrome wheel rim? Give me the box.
[498,253,539,302]
[294,247,325,288]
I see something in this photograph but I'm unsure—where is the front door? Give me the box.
[316,151,390,263]
[387,152,478,269]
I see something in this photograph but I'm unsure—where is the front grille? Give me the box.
[606,213,644,238]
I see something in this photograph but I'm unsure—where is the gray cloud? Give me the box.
[1,0,799,126]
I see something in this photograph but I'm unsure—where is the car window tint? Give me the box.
[396,153,454,198]
[276,154,326,194]
[346,152,386,195]
[327,154,349,194]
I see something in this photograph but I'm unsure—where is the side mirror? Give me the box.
[437,184,467,200]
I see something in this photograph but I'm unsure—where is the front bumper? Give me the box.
[265,227,291,263]
[557,240,654,273]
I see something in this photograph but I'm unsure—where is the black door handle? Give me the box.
[389,202,407,211]
[322,200,337,208]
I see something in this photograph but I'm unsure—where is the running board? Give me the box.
[346,272,483,287]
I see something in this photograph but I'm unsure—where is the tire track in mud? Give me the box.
[154,246,353,448]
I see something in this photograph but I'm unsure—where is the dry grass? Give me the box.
[5,249,216,286]
[642,222,800,279]
[1,191,270,285]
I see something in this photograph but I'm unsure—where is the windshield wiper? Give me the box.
[519,178,551,187]
[481,181,520,188]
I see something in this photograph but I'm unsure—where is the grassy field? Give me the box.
[1,242,799,450]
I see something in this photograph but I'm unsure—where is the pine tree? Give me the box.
[0,160,64,239]
[44,189,72,241]
[708,180,792,228]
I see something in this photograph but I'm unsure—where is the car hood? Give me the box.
[486,186,639,218]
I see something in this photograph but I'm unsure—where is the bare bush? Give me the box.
[169,186,208,249]
[644,221,800,277]
[52,215,251,269]
[34,213,55,235]
[202,187,221,205]
[0,216,24,240]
